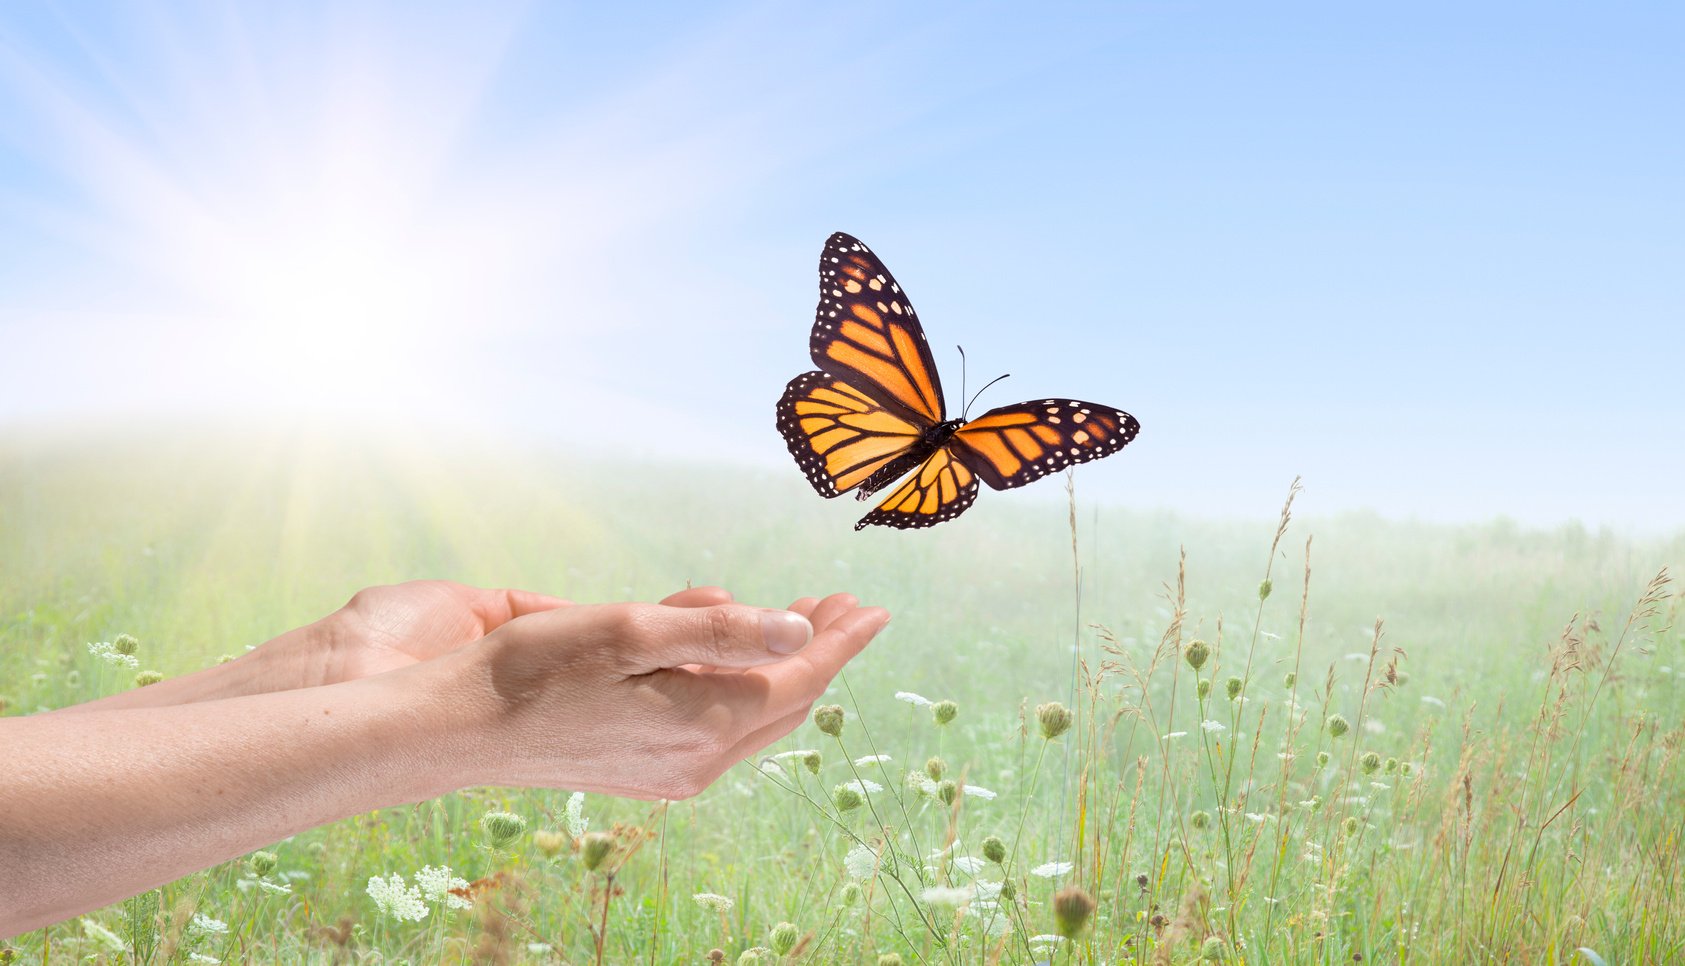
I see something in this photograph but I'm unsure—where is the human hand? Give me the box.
[317,580,733,686]
[424,592,889,800]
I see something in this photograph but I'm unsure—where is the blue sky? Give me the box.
[1,2,1680,528]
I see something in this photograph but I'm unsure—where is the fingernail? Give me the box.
[762,610,813,654]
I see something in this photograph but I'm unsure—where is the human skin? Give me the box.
[0,582,889,937]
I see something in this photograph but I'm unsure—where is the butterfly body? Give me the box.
[777,233,1140,530]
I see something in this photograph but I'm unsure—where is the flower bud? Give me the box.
[1225,676,1243,701]
[1190,810,1211,830]
[533,830,567,857]
[247,851,278,877]
[736,950,763,965]
[1036,701,1073,739]
[113,633,140,656]
[1394,670,1410,687]
[1384,757,1399,775]
[1400,761,1414,777]
[1342,816,1360,835]
[134,670,164,687]
[580,831,614,871]
[769,921,799,956]
[932,700,958,726]
[803,751,822,775]
[1258,578,1272,601]
[1315,750,1331,768]
[937,780,958,805]
[877,955,905,966]
[1360,751,1381,775]
[925,756,946,780]
[998,876,1016,901]
[833,784,864,812]
[1053,884,1097,938]
[1202,936,1226,961]
[841,882,861,905]
[1326,713,1350,739]
[1196,679,1211,700]
[1283,671,1297,689]
[813,705,845,737]
[981,835,1006,864]
[1184,639,1210,671]
[481,810,528,849]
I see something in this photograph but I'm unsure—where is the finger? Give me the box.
[660,586,733,608]
[786,597,820,619]
[803,593,860,635]
[461,587,571,633]
[621,603,815,673]
[746,605,889,720]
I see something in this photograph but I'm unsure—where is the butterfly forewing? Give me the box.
[855,447,980,530]
[949,400,1140,490]
[812,233,946,426]
[776,370,925,498]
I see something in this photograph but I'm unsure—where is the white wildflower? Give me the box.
[1421,695,1446,709]
[1262,631,1281,641]
[1345,652,1371,662]
[367,873,428,922]
[966,785,998,801]
[86,641,140,670]
[526,943,553,954]
[188,913,228,936]
[565,792,589,839]
[839,778,882,795]
[925,839,960,862]
[854,754,892,766]
[416,865,471,910]
[906,772,939,796]
[1029,934,1066,954]
[256,879,292,895]
[1364,719,1385,734]
[773,749,819,760]
[692,892,734,912]
[1201,719,1226,733]
[921,885,974,907]
[81,919,126,953]
[845,844,880,880]
[894,691,933,707]
[758,759,786,778]
[188,954,221,965]
[952,855,987,876]
[1163,731,1187,740]
[1030,860,1073,878]
[1370,781,1392,790]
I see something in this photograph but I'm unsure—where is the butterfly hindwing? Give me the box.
[776,370,925,498]
[811,233,946,426]
[855,447,980,530]
[949,399,1141,490]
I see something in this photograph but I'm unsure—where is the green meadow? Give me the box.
[3,430,1681,964]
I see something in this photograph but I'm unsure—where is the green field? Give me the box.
[3,430,1681,964]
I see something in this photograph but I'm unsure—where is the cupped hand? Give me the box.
[436,593,889,800]
[320,580,734,685]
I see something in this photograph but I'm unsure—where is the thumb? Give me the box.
[629,603,813,671]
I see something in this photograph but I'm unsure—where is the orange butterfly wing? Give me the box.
[854,447,980,531]
[810,233,945,426]
[949,399,1141,491]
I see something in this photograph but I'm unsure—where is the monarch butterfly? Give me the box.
[776,232,1140,530]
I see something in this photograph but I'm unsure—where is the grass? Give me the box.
[2,427,1682,963]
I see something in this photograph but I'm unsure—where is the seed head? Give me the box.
[134,670,164,687]
[841,882,862,905]
[1342,816,1360,835]
[932,700,958,726]
[1400,761,1414,777]
[769,921,799,956]
[925,756,947,780]
[1258,578,1273,601]
[65,669,81,688]
[580,831,614,871]
[998,876,1016,901]
[533,830,567,857]
[1283,671,1297,689]
[1360,751,1381,775]
[1053,884,1097,938]
[1184,639,1210,671]
[813,705,845,737]
[833,784,865,812]
[247,851,278,877]
[877,955,905,966]
[1315,750,1331,768]
[1036,701,1073,739]
[1196,679,1212,700]
[1385,756,1399,774]
[113,633,140,656]
[1225,676,1243,700]
[1202,935,1226,960]
[480,810,527,849]
[1326,713,1351,739]
[982,835,1006,864]
[802,751,822,775]
[1190,809,1212,830]
[736,950,764,965]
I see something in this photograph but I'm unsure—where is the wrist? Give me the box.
[380,642,510,796]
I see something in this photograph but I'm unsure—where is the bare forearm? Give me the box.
[0,656,471,937]
[53,618,341,714]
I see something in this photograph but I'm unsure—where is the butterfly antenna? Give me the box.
[963,372,1011,420]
